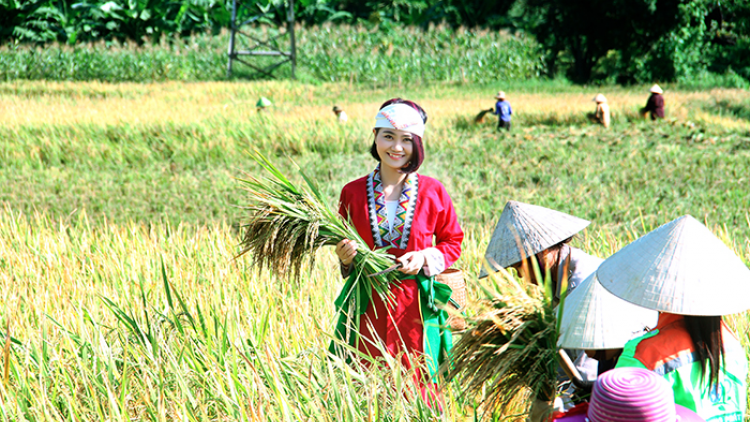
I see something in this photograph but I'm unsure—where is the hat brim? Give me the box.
[553,415,586,422]
[556,405,704,422]
[597,215,750,315]
[480,201,591,277]
[558,274,658,349]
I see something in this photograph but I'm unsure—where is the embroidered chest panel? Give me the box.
[366,166,418,249]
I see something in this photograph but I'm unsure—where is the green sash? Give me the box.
[329,272,453,379]
[417,273,454,379]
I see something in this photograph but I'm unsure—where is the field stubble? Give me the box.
[1,80,750,420]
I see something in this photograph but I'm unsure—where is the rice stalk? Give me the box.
[444,269,559,419]
[236,150,401,300]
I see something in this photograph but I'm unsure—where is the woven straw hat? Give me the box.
[649,84,663,94]
[557,368,705,422]
[480,201,590,278]
[558,273,658,349]
[593,94,607,103]
[494,91,506,100]
[597,215,750,316]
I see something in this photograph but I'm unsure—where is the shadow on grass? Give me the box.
[453,113,494,131]
[707,99,750,122]
[730,140,750,154]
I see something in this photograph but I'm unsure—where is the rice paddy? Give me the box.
[1,79,750,421]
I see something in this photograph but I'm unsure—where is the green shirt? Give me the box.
[616,313,748,422]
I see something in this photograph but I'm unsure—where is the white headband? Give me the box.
[374,103,425,138]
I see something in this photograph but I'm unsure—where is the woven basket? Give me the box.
[436,268,467,331]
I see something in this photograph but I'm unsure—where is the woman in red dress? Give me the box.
[333,98,464,397]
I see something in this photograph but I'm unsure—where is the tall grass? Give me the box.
[0,208,445,420]
[1,207,749,421]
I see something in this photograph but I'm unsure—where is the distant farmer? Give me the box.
[587,94,610,128]
[492,91,512,131]
[640,84,664,120]
[332,105,348,123]
[256,97,272,113]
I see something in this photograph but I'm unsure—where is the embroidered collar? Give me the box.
[366,165,418,249]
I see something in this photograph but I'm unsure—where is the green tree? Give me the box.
[704,0,750,81]
[514,0,714,83]
[0,0,67,43]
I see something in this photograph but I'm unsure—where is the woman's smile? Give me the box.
[375,128,413,170]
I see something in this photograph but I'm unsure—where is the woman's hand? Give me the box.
[397,251,425,275]
[335,239,358,266]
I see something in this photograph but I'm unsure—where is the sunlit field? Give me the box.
[2,80,750,420]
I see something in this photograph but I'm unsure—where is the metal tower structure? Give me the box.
[226,0,296,79]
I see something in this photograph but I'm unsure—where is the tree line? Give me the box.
[2,0,749,84]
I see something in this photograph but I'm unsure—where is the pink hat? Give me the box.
[554,368,704,422]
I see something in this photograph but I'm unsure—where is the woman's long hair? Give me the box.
[683,315,724,390]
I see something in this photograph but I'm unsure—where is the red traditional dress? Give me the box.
[331,165,463,383]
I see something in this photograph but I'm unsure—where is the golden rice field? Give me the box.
[1,80,750,421]
[3,80,750,131]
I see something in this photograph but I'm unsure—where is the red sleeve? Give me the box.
[338,185,349,221]
[432,182,463,269]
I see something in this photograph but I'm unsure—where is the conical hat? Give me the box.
[593,94,607,103]
[598,215,750,316]
[558,274,658,349]
[256,97,273,108]
[649,84,663,94]
[480,201,590,278]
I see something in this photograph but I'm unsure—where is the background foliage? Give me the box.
[2,0,750,84]
[0,26,544,84]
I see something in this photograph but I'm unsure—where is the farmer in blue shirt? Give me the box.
[492,91,512,131]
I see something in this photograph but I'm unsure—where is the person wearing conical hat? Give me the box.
[481,201,605,402]
[256,97,272,113]
[558,273,658,376]
[492,91,512,131]
[586,94,610,128]
[481,201,603,298]
[640,84,664,120]
[597,215,749,421]
[553,272,659,416]
[332,105,348,123]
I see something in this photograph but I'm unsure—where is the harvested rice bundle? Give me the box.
[236,151,400,301]
[444,270,559,419]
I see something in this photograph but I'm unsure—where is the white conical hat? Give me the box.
[649,84,663,94]
[598,215,750,316]
[480,201,590,278]
[558,274,658,349]
[593,94,607,103]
